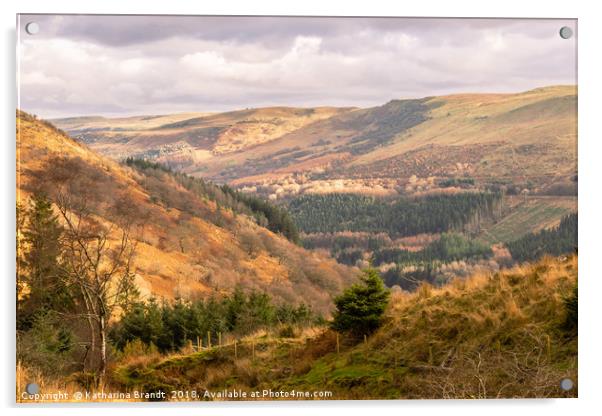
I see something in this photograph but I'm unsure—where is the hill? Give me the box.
[53,86,577,198]
[222,86,576,198]
[478,195,577,245]
[53,106,354,171]
[113,255,577,400]
[16,110,355,313]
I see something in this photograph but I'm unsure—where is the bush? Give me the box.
[278,325,296,338]
[16,311,77,377]
[331,268,390,338]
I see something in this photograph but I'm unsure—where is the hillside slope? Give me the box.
[222,86,576,197]
[115,255,577,400]
[17,111,355,313]
[53,106,354,171]
[54,86,577,197]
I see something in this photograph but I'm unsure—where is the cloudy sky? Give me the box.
[17,15,577,118]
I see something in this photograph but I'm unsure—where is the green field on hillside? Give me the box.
[478,197,576,244]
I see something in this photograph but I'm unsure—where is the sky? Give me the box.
[17,15,577,118]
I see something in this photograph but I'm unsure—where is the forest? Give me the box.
[125,158,300,243]
[372,232,492,266]
[290,192,577,292]
[506,213,577,262]
[287,192,503,237]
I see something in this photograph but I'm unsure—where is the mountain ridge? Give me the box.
[51,85,576,199]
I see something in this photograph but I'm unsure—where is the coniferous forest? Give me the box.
[287,192,503,236]
[111,289,319,354]
[506,214,577,263]
[125,158,300,243]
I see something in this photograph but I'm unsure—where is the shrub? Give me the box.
[278,325,296,338]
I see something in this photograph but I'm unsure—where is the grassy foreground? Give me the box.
[112,255,577,400]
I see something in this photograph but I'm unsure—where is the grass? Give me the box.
[20,255,576,401]
[16,361,140,403]
[109,255,577,401]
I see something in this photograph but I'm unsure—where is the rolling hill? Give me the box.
[53,106,354,172]
[53,85,577,198]
[16,110,355,314]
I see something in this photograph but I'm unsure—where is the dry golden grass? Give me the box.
[16,361,141,403]
[373,254,578,398]
[108,255,577,401]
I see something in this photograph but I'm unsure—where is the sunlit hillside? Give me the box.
[17,110,355,312]
[54,86,576,199]
[54,106,354,169]
[113,255,577,400]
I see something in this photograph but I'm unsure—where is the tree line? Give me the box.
[124,157,299,243]
[372,232,492,266]
[110,289,319,353]
[506,213,577,262]
[287,192,503,237]
[376,233,493,291]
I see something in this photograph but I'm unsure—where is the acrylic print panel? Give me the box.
[16,15,577,403]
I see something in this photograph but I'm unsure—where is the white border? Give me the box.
[2,1,601,415]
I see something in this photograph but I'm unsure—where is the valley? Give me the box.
[17,85,578,401]
[15,13,580,403]
[48,86,579,294]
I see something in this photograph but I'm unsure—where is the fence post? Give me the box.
[197,336,200,352]
[207,331,211,349]
[218,332,222,347]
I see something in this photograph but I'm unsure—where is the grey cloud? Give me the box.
[20,15,574,47]
[17,15,577,118]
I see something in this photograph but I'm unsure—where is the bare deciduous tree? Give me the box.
[57,197,139,384]
[36,157,143,385]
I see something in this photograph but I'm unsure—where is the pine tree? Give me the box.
[19,195,69,327]
[331,268,390,337]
